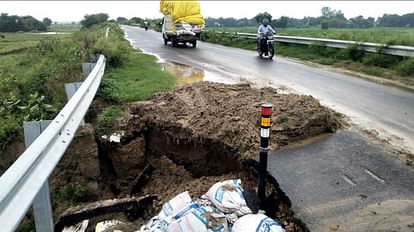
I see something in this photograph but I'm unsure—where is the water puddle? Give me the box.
[163,62,240,85]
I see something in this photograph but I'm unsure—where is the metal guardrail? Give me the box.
[0,28,109,231]
[227,32,414,57]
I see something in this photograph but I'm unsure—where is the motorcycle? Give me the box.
[257,31,275,59]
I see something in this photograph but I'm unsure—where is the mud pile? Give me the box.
[49,82,344,231]
[119,82,344,158]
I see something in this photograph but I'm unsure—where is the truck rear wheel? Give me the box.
[171,37,178,47]
[191,40,197,48]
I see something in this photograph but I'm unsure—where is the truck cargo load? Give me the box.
[160,0,205,48]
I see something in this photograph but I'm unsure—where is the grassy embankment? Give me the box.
[0,23,174,162]
[202,27,414,86]
[1,23,174,231]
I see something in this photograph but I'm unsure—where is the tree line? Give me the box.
[206,7,414,29]
[0,13,52,32]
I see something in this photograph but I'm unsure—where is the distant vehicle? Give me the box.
[160,0,205,48]
[257,31,275,59]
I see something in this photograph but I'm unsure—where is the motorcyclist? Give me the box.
[257,18,275,53]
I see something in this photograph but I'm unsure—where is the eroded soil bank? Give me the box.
[49,82,345,231]
[118,82,344,158]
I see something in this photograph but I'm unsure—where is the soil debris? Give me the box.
[120,82,345,158]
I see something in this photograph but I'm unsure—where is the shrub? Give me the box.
[0,116,20,152]
[80,13,109,28]
[96,74,120,102]
[96,106,122,135]
[396,58,414,76]
[362,52,402,68]
[309,42,327,56]
[321,20,329,30]
[344,44,365,62]
[54,183,89,204]
[93,37,130,67]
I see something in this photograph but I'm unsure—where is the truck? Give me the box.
[160,0,205,48]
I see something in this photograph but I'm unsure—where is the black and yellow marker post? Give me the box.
[258,103,272,202]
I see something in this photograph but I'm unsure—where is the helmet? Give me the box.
[262,18,269,26]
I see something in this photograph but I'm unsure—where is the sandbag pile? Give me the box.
[139,179,285,232]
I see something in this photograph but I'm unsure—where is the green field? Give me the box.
[0,32,71,54]
[49,23,82,32]
[208,27,414,46]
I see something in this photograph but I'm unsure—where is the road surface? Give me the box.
[121,26,414,231]
[122,26,414,154]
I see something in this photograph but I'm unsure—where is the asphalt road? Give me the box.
[122,26,414,154]
[267,130,414,231]
[121,26,414,230]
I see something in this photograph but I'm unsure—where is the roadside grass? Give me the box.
[101,52,175,102]
[1,21,175,150]
[94,25,175,135]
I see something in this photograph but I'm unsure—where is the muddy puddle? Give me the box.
[163,61,240,85]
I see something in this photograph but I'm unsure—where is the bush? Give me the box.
[309,42,327,56]
[0,116,20,152]
[344,44,365,62]
[96,106,122,135]
[362,52,402,68]
[396,58,414,76]
[93,37,130,67]
[80,13,109,28]
[321,20,329,30]
[96,74,120,102]
[54,183,89,204]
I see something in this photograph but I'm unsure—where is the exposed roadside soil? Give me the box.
[12,82,345,231]
[119,81,345,158]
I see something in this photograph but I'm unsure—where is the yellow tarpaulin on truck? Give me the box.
[160,0,205,25]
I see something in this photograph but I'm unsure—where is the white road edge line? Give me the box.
[341,174,357,186]
[363,169,386,184]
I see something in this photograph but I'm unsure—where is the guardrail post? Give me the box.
[64,82,85,126]
[81,63,97,78]
[23,120,53,232]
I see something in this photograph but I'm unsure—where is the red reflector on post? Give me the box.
[261,103,272,116]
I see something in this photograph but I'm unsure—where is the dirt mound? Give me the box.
[120,82,344,158]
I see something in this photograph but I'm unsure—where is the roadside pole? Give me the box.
[258,103,272,203]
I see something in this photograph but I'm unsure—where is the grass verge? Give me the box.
[98,52,175,102]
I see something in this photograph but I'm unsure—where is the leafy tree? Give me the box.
[254,12,272,24]
[43,17,52,27]
[279,16,289,28]
[128,17,143,25]
[0,13,46,32]
[321,20,329,29]
[116,17,128,24]
[80,13,109,28]
[321,7,335,19]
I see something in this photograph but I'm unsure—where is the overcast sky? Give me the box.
[0,1,412,23]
